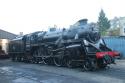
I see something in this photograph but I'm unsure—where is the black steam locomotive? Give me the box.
[9,19,119,71]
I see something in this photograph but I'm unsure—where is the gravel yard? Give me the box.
[0,59,125,83]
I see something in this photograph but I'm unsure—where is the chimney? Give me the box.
[78,19,88,25]
[19,32,23,36]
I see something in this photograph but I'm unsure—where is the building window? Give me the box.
[124,28,125,33]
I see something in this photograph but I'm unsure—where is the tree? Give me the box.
[97,9,110,36]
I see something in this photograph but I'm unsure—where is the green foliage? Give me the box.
[97,9,110,36]
[108,28,120,36]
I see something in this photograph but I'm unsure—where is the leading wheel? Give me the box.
[83,60,92,71]
[82,58,96,71]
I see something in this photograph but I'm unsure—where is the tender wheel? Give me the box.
[17,56,22,62]
[53,57,63,67]
[11,55,16,61]
[20,56,24,62]
[15,56,18,62]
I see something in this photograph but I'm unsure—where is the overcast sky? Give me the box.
[0,0,124,34]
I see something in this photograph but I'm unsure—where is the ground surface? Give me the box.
[0,59,125,83]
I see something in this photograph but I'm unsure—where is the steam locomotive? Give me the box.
[8,19,119,71]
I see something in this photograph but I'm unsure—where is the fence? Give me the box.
[103,36,125,58]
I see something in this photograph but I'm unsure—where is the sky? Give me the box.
[0,0,124,34]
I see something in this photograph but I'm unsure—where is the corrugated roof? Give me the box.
[0,29,18,40]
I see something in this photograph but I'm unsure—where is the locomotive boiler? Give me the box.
[9,19,119,71]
